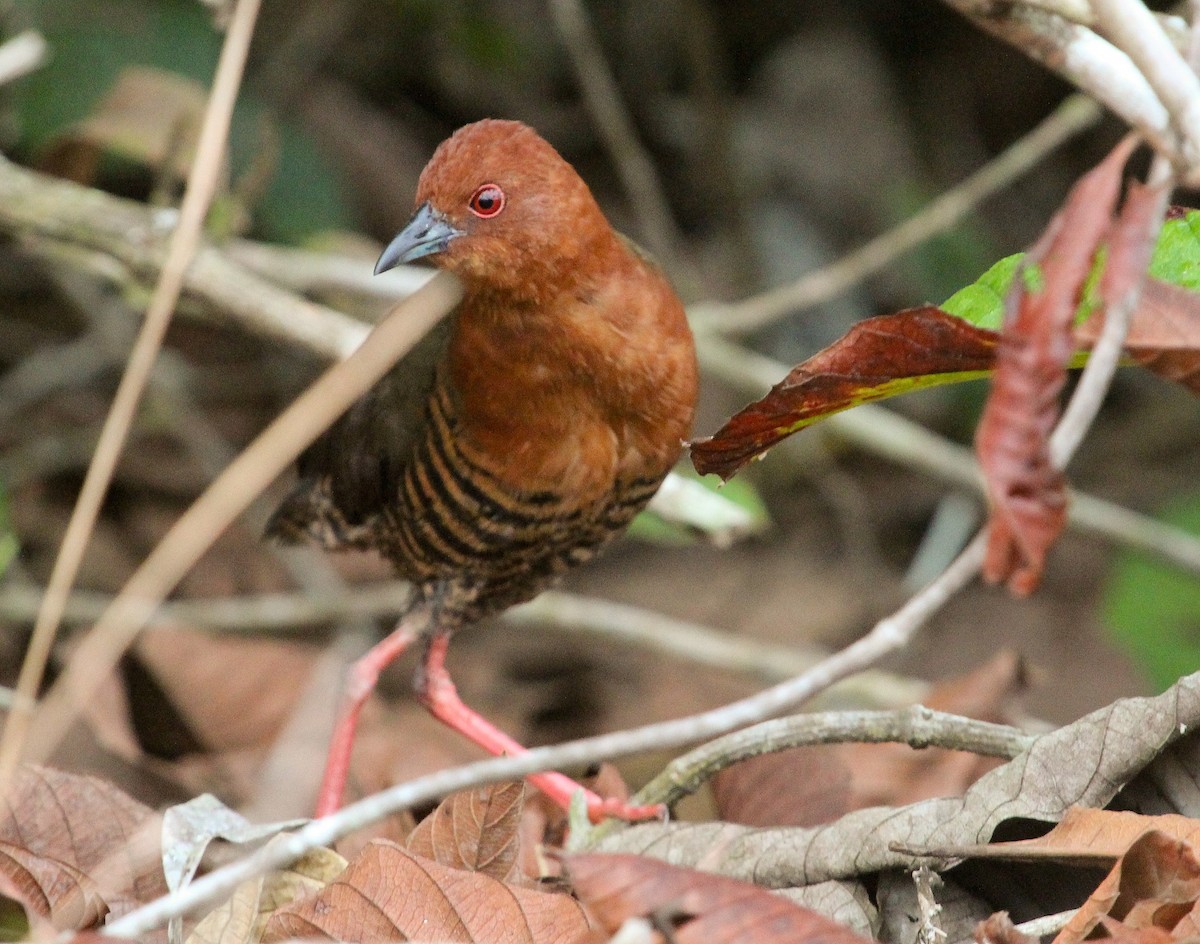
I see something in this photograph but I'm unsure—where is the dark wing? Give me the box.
[265,314,454,548]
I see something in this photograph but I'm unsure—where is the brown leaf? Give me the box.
[904,808,1200,865]
[711,746,852,828]
[1054,830,1200,944]
[133,628,318,753]
[690,307,999,480]
[262,840,591,943]
[185,843,346,944]
[1081,278,1200,392]
[38,66,204,186]
[0,765,167,930]
[844,651,1026,809]
[405,781,526,882]
[976,137,1138,595]
[565,852,874,944]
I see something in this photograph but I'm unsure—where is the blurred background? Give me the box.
[1,0,1197,814]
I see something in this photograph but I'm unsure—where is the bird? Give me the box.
[267,119,698,822]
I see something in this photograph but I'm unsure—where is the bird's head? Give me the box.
[374,120,613,299]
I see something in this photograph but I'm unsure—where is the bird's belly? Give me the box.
[381,447,664,618]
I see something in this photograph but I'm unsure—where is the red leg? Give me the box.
[416,633,665,824]
[314,620,420,818]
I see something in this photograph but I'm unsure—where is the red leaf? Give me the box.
[975,137,1138,595]
[0,766,167,931]
[565,852,875,944]
[263,840,590,943]
[405,781,527,882]
[690,307,999,480]
[1081,278,1200,392]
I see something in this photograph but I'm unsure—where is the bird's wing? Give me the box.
[265,314,454,546]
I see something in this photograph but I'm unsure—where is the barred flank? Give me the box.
[382,379,661,616]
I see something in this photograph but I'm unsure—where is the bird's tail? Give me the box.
[264,477,379,551]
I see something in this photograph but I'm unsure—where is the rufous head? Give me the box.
[375,120,614,299]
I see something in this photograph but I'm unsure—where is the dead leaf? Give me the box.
[185,840,345,944]
[0,765,167,929]
[690,307,998,480]
[405,781,526,882]
[262,840,591,943]
[899,808,1200,865]
[1081,278,1200,392]
[711,745,852,828]
[594,675,1200,888]
[1055,830,1200,944]
[565,852,875,944]
[134,628,318,754]
[975,137,1137,595]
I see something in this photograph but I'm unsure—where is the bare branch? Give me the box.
[943,0,1177,158]
[633,705,1036,812]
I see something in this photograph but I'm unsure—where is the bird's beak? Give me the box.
[374,202,465,274]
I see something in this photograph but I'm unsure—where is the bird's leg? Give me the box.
[415,631,666,824]
[314,610,426,818]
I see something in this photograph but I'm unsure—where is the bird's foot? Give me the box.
[582,793,667,824]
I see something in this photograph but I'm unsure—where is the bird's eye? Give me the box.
[468,183,506,219]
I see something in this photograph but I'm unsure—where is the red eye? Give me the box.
[468,183,505,219]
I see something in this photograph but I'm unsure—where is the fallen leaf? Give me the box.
[38,66,205,186]
[899,807,1200,865]
[185,840,345,944]
[262,840,591,943]
[1055,830,1200,944]
[133,628,318,754]
[565,852,875,944]
[405,781,526,882]
[0,765,167,929]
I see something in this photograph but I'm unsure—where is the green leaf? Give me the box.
[1102,493,1200,691]
[940,253,1022,330]
[941,210,1200,330]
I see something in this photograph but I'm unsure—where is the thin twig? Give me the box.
[690,93,1103,334]
[0,582,929,703]
[0,0,264,796]
[21,273,462,771]
[633,705,1036,812]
